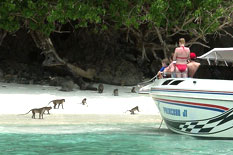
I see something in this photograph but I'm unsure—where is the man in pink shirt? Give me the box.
[173,38,190,78]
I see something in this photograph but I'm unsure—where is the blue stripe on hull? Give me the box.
[159,100,225,113]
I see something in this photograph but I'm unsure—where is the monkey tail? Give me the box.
[19,110,32,115]
[47,101,53,106]
[124,110,130,113]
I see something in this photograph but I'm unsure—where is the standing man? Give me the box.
[173,38,190,78]
[187,52,200,77]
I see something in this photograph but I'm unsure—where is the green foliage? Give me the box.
[0,0,232,37]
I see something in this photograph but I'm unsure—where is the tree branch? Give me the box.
[155,26,168,58]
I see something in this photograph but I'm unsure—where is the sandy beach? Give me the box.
[0,82,161,125]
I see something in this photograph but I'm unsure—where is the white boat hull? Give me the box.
[140,78,233,138]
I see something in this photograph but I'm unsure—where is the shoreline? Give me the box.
[0,114,161,125]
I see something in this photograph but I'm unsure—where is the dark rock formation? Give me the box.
[0,27,232,87]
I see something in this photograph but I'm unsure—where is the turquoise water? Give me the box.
[0,123,233,155]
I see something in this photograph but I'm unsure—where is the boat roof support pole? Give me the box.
[207,58,210,65]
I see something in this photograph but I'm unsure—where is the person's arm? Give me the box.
[187,49,190,61]
[157,71,163,79]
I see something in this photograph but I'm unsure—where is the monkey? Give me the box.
[42,106,52,114]
[113,89,118,96]
[131,87,136,93]
[48,99,65,109]
[120,81,125,86]
[22,107,46,119]
[98,84,104,93]
[125,106,140,115]
[81,98,88,107]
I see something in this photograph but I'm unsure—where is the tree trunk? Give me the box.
[0,29,7,46]
[30,31,96,81]
[30,31,66,66]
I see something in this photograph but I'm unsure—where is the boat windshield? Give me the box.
[194,48,233,80]
[197,48,233,66]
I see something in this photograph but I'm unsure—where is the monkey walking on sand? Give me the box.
[131,87,136,93]
[125,106,140,115]
[113,89,118,96]
[98,84,104,93]
[47,99,65,109]
[43,106,52,114]
[20,107,48,119]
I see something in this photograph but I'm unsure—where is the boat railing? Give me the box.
[137,74,158,87]
[137,72,184,88]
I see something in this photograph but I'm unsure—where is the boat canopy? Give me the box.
[197,48,233,62]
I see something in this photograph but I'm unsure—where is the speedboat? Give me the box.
[139,48,233,138]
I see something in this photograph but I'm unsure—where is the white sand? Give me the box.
[0,82,161,125]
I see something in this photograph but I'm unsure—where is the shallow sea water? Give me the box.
[0,123,233,155]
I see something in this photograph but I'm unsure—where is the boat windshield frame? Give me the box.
[197,48,233,66]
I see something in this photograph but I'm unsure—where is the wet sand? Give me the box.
[0,114,161,125]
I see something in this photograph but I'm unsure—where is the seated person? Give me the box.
[187,52,200,77]
[157,58,170,79]
[162,53,176,78]
[164,60,176,78]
